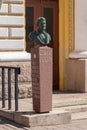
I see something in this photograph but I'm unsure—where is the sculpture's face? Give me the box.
[38,20,46,31]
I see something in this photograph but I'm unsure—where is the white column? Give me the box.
[75,0,87,51]
[69,0,87,58]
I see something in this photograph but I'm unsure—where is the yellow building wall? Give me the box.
[59,0,74,90]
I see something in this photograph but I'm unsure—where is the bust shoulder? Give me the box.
[29,31,37,41]
[29,28,51,45]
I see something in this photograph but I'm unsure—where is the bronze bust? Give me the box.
[28,17,51,46]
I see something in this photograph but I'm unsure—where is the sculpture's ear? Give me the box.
[27,33,30,40]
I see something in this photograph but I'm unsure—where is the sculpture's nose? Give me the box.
[42,23,46,29]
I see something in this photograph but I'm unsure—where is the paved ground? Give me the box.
[1,92,87,129]
[0,116,29,130]
[1,116,87,130]
[1,92,87,112]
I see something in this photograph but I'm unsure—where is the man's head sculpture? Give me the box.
[37,17,46,32]
[29,17,51,46]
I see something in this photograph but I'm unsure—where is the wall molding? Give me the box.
[59,0,74,90]
[65,0,74,58]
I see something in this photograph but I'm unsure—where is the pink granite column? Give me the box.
[31,46,53,113]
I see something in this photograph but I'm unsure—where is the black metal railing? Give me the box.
[0,66,20,111]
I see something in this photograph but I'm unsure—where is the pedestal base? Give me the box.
[0,109,71,127]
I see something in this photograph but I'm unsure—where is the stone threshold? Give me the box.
[53,104,87,113]
[0,109,71,127]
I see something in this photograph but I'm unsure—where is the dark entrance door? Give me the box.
[25,0,59,90]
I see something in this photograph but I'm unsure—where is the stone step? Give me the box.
[72,111,87,120]
[65,105,87,113]
[53,105,87,121]
[53,104,87,113]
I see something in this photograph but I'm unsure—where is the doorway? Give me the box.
[25,0,59,90]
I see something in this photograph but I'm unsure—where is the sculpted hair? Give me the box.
[37,17,46,26]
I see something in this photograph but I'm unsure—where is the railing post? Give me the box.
[15,68,19,111]
[2,67,5,108]
[8,68,11,109]
[0,66,20,111]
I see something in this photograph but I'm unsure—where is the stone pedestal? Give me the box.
[31,46,53,113]
[65,59,87,92]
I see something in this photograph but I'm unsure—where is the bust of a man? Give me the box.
[29,17,51,46]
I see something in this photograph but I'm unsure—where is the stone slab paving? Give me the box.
[0,116,30,130]
[1,92,87,129]
[25,119,87,130]
[72,111,87,120]
[1,92,87,111]
[1,92,87,112]
[1,116,87,130]
[52,92,87,108]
